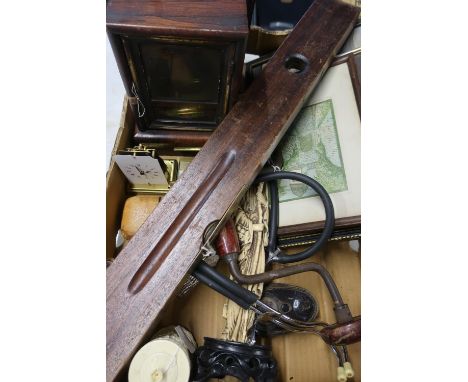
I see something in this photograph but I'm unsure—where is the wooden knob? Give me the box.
[320,316,361,345]
[215,219,240,257]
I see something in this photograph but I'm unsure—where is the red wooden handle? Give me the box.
[320,316,361,345]
[215,219,240,257]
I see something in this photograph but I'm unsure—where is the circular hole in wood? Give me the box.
[285,54,309,73]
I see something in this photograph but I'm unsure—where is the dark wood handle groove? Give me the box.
[128,150,236,294]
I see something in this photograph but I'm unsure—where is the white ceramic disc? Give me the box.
[128,338,190,382]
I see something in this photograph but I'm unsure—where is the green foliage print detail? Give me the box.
[277,99,348,202]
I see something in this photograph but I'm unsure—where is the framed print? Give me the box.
[333,50,361,112]
[275,51,361,246]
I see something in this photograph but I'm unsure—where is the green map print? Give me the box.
[277,99,348,202]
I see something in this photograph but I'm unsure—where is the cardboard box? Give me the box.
[106,99,361,381]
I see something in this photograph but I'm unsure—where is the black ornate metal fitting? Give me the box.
[192,337,278,382]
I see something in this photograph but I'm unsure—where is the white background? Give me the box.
[106,38,125,168]
[0,1,467,381]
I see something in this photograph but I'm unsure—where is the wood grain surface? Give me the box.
[107,0,248,38]
[133,126,212,147]
[107,1,360,380]
[107,0,249,134]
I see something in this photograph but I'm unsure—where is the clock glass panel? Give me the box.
[141,43,223,103]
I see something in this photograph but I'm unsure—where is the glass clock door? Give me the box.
[124,37,235,131]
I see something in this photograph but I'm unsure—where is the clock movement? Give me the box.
[107,0,249,145]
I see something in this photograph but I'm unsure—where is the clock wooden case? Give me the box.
[107,0,249,145]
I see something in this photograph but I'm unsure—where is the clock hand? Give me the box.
[134,165,145,175]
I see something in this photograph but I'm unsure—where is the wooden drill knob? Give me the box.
[215,219,240,257]
[320,316,361,345]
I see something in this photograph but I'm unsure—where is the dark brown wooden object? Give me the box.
[107,0,248,141]
[321,316,361,345]
[214,219,240,257]
[133,125,211,146]
[107,1,360,380]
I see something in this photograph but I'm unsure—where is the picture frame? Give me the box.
[339,23,361,55]
[273,50,361,246]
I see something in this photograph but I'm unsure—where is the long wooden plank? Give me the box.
[107,1,360,380]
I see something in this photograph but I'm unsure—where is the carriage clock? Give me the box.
[107,0,249,145]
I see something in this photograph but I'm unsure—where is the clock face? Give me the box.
[114,155,169,186]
